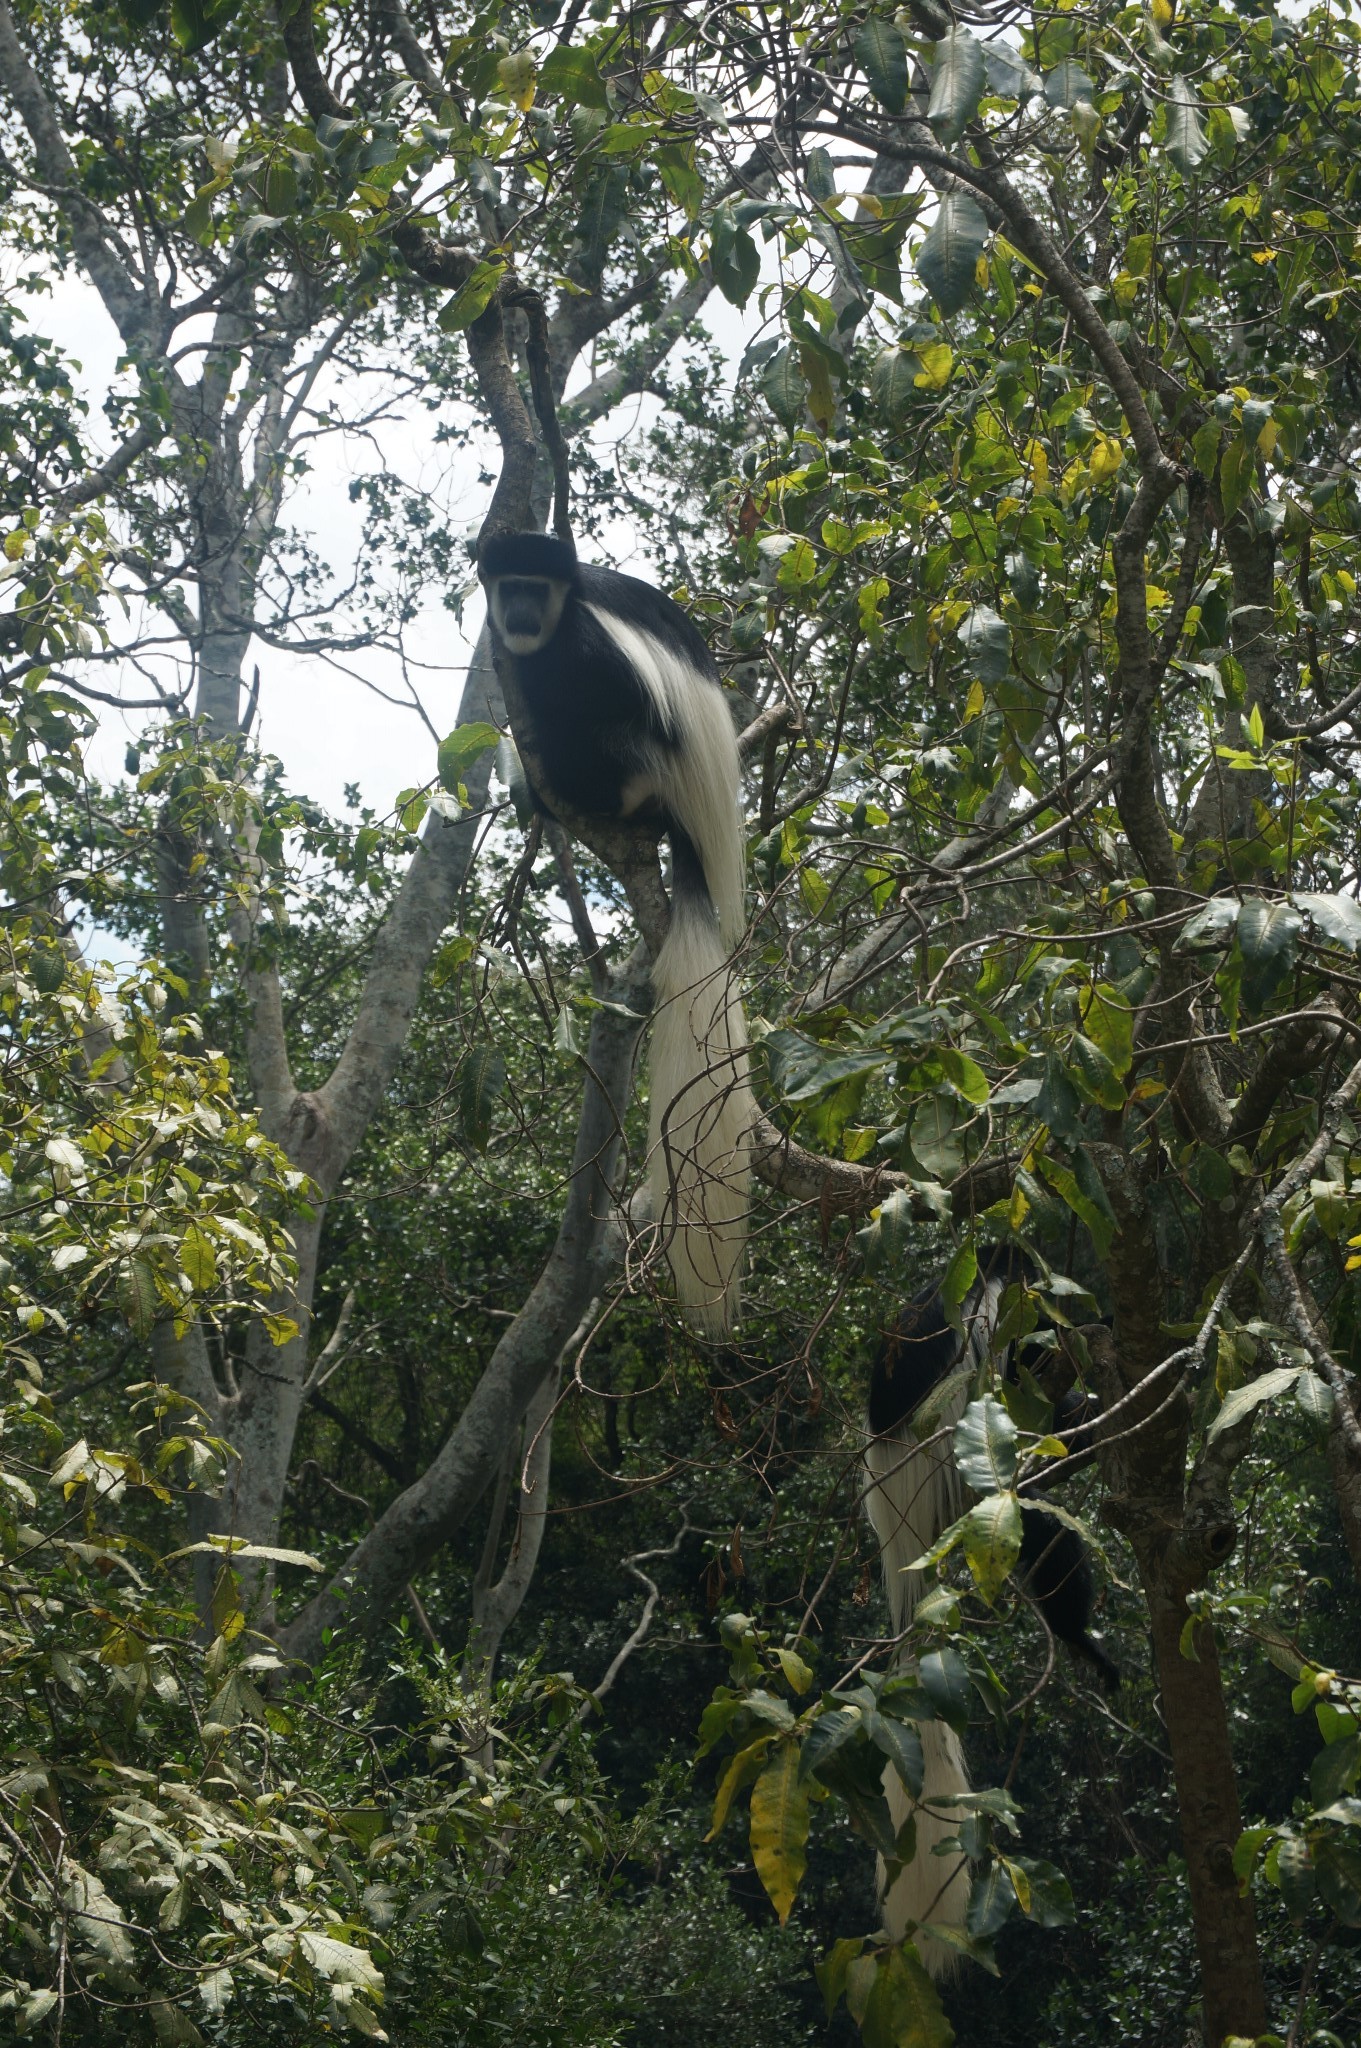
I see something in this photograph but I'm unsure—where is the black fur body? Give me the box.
[477,531,751,1336]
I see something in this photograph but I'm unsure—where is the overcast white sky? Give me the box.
[26,267,715,823]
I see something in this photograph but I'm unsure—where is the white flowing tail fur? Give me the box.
[600,615,749,1336]
[864,1398,973,1977]
[647,900,751,1336]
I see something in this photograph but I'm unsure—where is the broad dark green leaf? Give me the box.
[1312,1732,1361,1807]
[864,1709,924,1796]
[958,603,1011,682]
[983,42,1040,100]
[928,29,986,145]
[1236,899,1301,1014]
[871,346,919,420]
[1297,891,1361,953]
[1175,897,1241,951]
[953,1395,1018,1492]
[1165,77,1208,176]
[1317,1840,1361,1927]
[799,1707,864,1781]
[537,45,608,107]
[710,204,761,307]
[169,0,240,54]
[916,192,989,316]
[1011,1855,1076,1926]
[918,1648,972,1734]
[855,18,908,113]
[575,164,629,273]
[967,1860,1017,1938]
[1044,60,1096,108]
[761,346,805,429]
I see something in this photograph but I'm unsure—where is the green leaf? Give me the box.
[437,258,507,333]
[749,1739,811,1924]
[800,1706,864,1781]
[538,45,608,107]
[984,42,1040,100]
[1044,60,1096,108]
[855,18,908,114]
[953,1395,1018,1492]
[707,1735,772,1839]
[910,1091,963,1181]
[958,603,1011,683]
[1296,1370,1335,1428]
[1275,1835,1315,1921]
[1317,1840,1361,1926]
[180,1223,217,1292]
[1079,983,1134,1076]
[396,786,428,834]
[856,1187,929,1272]
[918,1647,972,1734]
[1236,899,1301,1015]
[865,1708,925,1796]
[967,1859,1018,1938]
[962,1491,1022,1604]
[1165,77,1208,176]
[169,0,240,54]
[437,721,500,792]
[1297,892,1361,953]
[1220,435,1253,520]
[1207,1364,1302,1441]
[459,1046,506,1152]
[118,1256,158,1338]
[815,1937,866,2021]
[871,346,920,421]
[762,347,806,429]
[776,1646,814,1694]
[1069,1033,1125,1112]
[859,1938,953,2048]
[710,203,761,307]
[1175,897,1242,951]
[1312,1732,1361,1807]
[916,192,989,316]
[1011,1855,1075,1927]
[928,29,986,145]
[576,164,629,272]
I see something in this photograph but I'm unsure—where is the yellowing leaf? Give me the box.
[496,50,536,110]
[964,679,986,721]
[1089,433,1124,483]
[749,1740,810,1924]
[706,1734,772,1840]
[1024,439,1050,494]
[913,341,953,389]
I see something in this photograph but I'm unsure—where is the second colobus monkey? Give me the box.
[864,1248,1117,1977]
[478,531,751,1336]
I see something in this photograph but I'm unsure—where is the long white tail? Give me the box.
[865,1400,972,1976]
[647,894,751,1336]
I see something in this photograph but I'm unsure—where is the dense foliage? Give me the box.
[9,0,1361,2042]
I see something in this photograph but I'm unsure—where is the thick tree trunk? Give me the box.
[1145,1579,1268,2045]
[280,946,649,1662]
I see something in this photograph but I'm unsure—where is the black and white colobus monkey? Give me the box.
[478,532,751,1335]
[864,1246,1117,1976]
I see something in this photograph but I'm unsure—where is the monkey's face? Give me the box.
[485,574,571,655]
